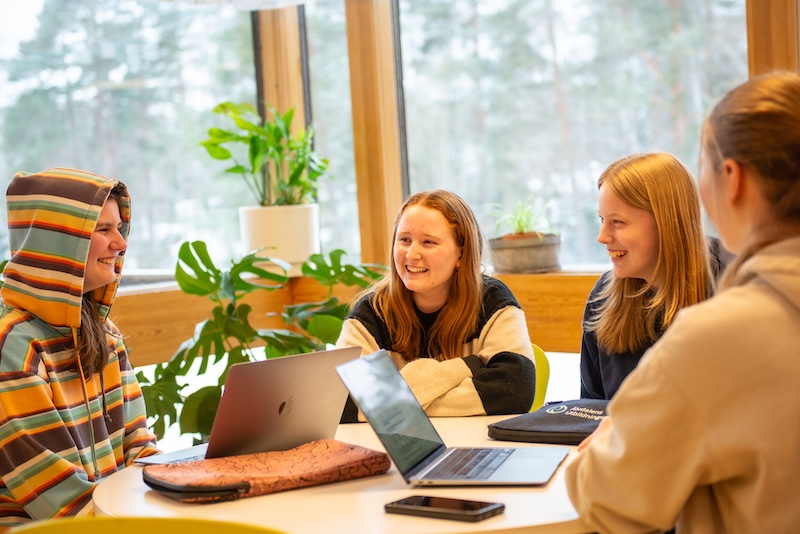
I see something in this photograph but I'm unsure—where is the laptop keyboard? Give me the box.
[424,448,514,480]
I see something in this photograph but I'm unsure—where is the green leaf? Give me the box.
[306,314,345,345]
[180,386,222,437]
[175,241,222,297]
[171,316,229,376]
[282,298,349,331]
[257,329,320,356]
[232,115,260,133]
[206,127,239,141]
[224,165,248,175]
[214,101,258,118]
[301,250,386,290]
[138,367,184,440]
[202,144,232,161]
[229,250,291,290]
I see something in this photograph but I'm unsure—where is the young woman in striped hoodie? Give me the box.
[0,168,158,527]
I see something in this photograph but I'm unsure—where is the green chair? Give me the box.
[531,343,550,411]
[8,517,285,534]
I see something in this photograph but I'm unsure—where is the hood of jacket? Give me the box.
[731,236,800,314]
[1,168,131,330]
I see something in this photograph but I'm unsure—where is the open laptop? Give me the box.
[136,346,360,465]
[335,350,570,486]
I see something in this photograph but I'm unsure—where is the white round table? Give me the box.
[94,416,589,534]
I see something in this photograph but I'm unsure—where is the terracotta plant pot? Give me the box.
[489,233,561,273]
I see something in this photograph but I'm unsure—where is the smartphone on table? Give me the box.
[384,495,505,522]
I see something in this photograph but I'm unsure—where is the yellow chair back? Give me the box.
[531,343,550,411]
[9,517,285,534]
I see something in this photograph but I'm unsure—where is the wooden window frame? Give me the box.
[115,0,797,366]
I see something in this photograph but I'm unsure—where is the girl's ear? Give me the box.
[720,158,745,205]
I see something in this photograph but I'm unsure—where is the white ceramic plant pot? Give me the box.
[239,204,320,277]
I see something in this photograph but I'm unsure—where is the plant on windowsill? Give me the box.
[488,198,561,273]
[200,101,332,273]
[137,241,385,440]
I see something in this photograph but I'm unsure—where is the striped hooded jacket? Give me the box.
[0,168,158,526]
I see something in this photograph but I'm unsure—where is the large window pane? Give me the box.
[398,0,747,268]
[303,1,360,261]
[0,0,256,272]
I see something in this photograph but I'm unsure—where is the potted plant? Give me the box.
[488,198,561,273]
[137,242,384,440]
[200,101,332,275]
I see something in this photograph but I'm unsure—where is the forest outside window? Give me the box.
[0,0,752,277]
[0,1,256,274]
[397,0,747,268]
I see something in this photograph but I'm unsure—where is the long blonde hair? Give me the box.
[369,190,484,362]
[587,153,713,354]
[703,70,800,289]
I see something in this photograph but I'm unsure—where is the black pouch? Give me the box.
[487,399,608,445]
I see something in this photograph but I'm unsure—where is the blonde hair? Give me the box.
[587,153,713,354]
[703,70,800,288]
[368,190,484,362]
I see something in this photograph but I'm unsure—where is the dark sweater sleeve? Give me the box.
[472,351,536,414]
[467,278,536,414]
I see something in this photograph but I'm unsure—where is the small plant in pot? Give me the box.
[200,101,332,272]
[488,198,561,273]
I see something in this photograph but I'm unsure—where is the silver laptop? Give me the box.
[136,346,360,465]
[335,350,570,486]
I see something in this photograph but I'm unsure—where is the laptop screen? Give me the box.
[336,350,444,475]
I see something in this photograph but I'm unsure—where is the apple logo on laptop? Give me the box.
[278,396,294,416]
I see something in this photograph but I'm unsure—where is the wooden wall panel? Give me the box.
[495,273,598,354]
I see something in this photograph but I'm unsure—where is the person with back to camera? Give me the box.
[0,168,159,528]
[336,189,536,422]
[566,70,800,532]
[580,152,733,400]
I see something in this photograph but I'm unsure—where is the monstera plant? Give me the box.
[137,242,384,440]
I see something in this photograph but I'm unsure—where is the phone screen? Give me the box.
[394,496,493,510]
[385,495,505,522]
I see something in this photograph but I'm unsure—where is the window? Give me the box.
[0,0,256,271]
[397,0,747,267]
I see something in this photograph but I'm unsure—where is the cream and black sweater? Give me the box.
[337,276,536,422]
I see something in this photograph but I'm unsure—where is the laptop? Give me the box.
[335,350,570,486]
[135,346,360,465]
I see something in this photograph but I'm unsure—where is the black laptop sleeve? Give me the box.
[487,399,608,446]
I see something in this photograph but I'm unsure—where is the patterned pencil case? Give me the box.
[142,439,391,503]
